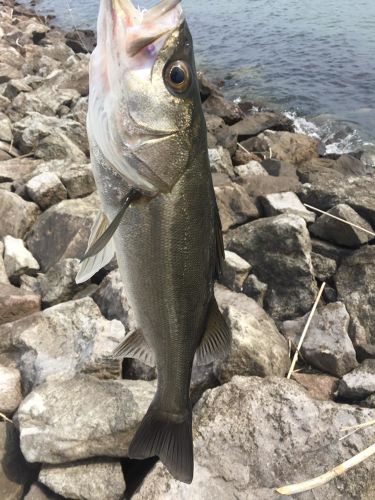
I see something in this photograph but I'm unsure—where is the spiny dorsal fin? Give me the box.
[195,297,231,366]
[76,211,115,284]
[111,329,155,367]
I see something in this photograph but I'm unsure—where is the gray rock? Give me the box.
[39,459,126,500]
[338,360,375,400]
[3,236,39,279]
[134,376,375,500]
[238,173,301,204]
[0,422,31,500]
[3,78,33,101]
[93,269,136,331]
[0,241,9,284]
[0,190,40,239]
[26,193,100,271]
[219,251,251,292]
[0,283,41,326]
[335,246,375,348]
[311,237,353,264]
[208,147,234,177]
[0,366,22,415]
[12,86,80,119]
[0,111,12,142]
[234,161,268,178]
[0,297,124,392]
[24,482,62,500]
[214,286,290,382]
[202,94,243,125]
[60,164,96,199]
[262,158,299,178]
[281,302,358,377]
[230,111,293,140]
[0,158,41,183]
[16,375,155,463]
[214,184,259,232]
[226,214,318,320]
[26,172,67,210]
[311,252,337,281]
[310,204,374,247]
[0,62,22,83]
[260,191,316,223]
[242,274,268,306]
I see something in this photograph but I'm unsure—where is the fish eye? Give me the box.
[164,61,191,94]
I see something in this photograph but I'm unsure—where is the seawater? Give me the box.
[20,0,375,155]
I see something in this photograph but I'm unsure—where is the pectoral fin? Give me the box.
[76,211,116,284]
[111,329,155,367]
[195,297,231,366]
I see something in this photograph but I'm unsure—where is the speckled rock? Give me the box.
[0,366,22,415]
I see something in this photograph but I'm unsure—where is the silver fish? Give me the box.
[76,0,231,483]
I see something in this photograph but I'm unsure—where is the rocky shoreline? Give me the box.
[1,1,375,499]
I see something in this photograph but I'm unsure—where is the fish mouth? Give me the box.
[109,0,184,57]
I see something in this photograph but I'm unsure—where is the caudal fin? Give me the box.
[128,404,193,483]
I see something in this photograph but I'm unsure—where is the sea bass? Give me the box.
[76,0,231,483]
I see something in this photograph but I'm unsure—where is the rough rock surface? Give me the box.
[0,190,40,239]
[26,193,99,271]
[219,251,251,292]
[0,283,41,325]
[39,459,126,500]
[260,191,316,223]
[281,302,357,377]
[310,203,374,247]
[292,372,339,401]
[335,246,375,348]
[338,360,375,400]
[134,377,375,500]
[26,172,68,210]
[226,214,317,320]
[242,274,268,306]
[24,483,61,500]
[0,240,9,284]
[215,183,259,232]
[215,286,290,382]
[0,297,124,391]
[3,235,39,278]
[311,252,337,281]
[0,365,22,415]
[229,111,293,140]
[16,375,155,464]
[208,147,234,177]
[60,163,95,199]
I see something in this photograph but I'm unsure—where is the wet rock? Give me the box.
[61,164,96,199]
[215,286,290,382]
[26,172,67,210]
[93,270,136,331]
[242,131,320,165]
[0,422,31,500]
[202,95,243,125]
[338,360,375,400]
[242,274,268,306]
[219,251,251,292]
[36,258,85,307]
[39,459,126,500]
[16,375,155,463]
[0,283,41,326]
[0,297,124,391]
[226,214,317,320]
[208,147,234,176]
[234,160,267,178]
[214,183,259,232]
[311,252,337,281]
[0,111,12,142]
[292,372,339,401]
[309,203,374,247]
[260,191,316,222]
[0,190,40,239]
[26,193,100,271]
[281,302,357,377]
[0,366,22,415]
[134,376,375,500]
[335,246,375,348]
[229,111,293,140]
[3,235,39,279]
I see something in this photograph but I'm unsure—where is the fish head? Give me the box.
[89,0,205,195]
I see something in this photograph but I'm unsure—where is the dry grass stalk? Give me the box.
[287,282,326,379]
[340,419,375,441]
[0,412,13,424]
[276,442,375,495]
[237,142,273,160]
[304,204,375,238]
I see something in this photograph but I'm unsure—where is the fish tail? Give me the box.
[128,400,193,484]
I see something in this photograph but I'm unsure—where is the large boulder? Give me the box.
[214,183,259,232]
[16,375,155,464]
[134,376,375,500]
[26,193,99,271]
[281,302,358,377]
[226,214,318,320]
[229,111,293,140]
[215,286,290,382]
[0,190,40,239]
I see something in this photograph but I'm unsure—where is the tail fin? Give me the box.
[128,403,194,483]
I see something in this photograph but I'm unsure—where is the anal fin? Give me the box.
[111,329,155,367]
[195,297,231,366]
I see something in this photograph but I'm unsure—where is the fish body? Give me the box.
[78,0,230,483]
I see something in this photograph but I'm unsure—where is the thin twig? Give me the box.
[276,442,375,495]
[287,282,326,379]
[0,412,12,424]
[237,142,272,160]
[339,419,375,441]
[304,204,375,238]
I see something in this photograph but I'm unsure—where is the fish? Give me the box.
[76,0,231,483]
